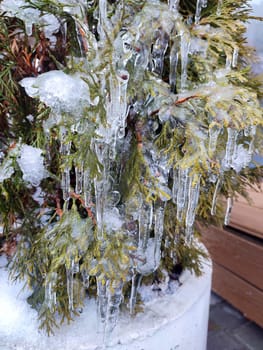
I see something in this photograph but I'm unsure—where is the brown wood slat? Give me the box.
[229,187,263,239]
[201,226,263,290]
[212,262,263,328]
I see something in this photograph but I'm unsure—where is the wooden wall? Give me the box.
[201,186,263,328]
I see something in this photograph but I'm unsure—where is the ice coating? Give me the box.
[44,272,57,312]
[176,168,190,222]
[4,0,261,344]
[222,128,239,171]
[208,124,221,156]
[180,30,191,90]
[185,176,200,240]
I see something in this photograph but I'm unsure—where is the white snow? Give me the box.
[17,145,47,186]
[19,71,91,117]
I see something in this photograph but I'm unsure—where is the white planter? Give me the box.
[0,253,212,350]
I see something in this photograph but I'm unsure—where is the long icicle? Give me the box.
[195,0,208,25]
[176,167,190,222]
[97,277,108,334]
[153,204,165,269]
[185,175,200,240]
[129,272,142,315]
[211,177,221,215]
[44,272,57,312]
[224,196,234,226]
[169,40,179,92]
[104,280,124,344]
[66,257,75,312]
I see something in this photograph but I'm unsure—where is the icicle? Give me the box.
[61,167,71,201]
[225,54,232,70]
[116,69,129,138]
[83,169,91,207]
[98,0,109,41]
[25,22,33,36]
[138,202,153,250]
[75,164,83,194]
[208,125,221,156]
[185,175,200,240]
[104,280,124,343]
[81,269,90,288]
[66,257,75,312]
[176,167,190,222]
[232,47,239,68]
[152,30,169,76]
[60,138,72,201]
[169,39,179,92]
[169,0,180,14]
[44,272,57,312]
[248,137,255,159]
[222,128,238,170]
[224,196,233,226]
[195,0,208,25]
[129,273,142,315]
[180,31,191,90]
[172,168,178,204]
[97,277,108,333]
[211,177,221,215]
[246,125,256,158]
[94,179,105,240]
[154,204,165,268]
[216,0,223,15]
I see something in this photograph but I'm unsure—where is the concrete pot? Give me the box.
[0,250,212,350]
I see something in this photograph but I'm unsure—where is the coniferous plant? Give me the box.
[0,0,262,339]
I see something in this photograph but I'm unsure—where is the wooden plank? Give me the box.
[230,201,263,239]
[212,262,263,328]
[201,226,263,290]
[228,186,263,239]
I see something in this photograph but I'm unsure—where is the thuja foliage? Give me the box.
[0,0,262,336]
